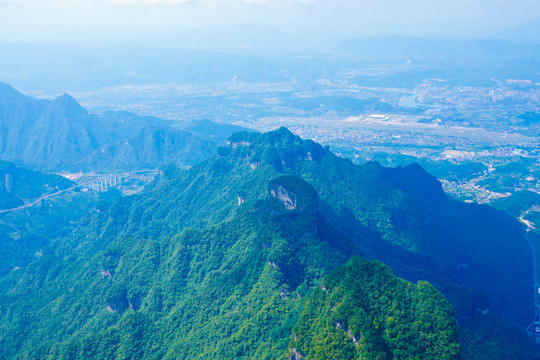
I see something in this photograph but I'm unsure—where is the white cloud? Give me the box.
[104,0,194,4]
[0,0,21,8]
[91,0,324,5]
[1,0,539,43]
[49,0,93,8]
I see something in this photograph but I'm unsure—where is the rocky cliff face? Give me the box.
[268,175,318,212]
[270,184,297,210]
[106,295,129,313]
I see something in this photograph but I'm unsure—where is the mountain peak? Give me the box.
[45,93,90,120]
[0,81,30,101]
[0,81,17,93]
[52,93,82,107]
[383,162,445,201]
[274,126,294,136]
[226,127,327,172]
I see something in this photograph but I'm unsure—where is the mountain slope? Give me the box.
[76,127,530,329]
[21,94,101,169]
[78,127,533,356]
[0,175,459,360]
[0,82,48,157]
[290,257,459,359]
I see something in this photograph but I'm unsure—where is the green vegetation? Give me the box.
[525,212,540,229]
[290,257,459,359]
[491,191,540,218]
[0,127,535,359]
[0,161,92,275]
[0,177,459,359]
[476,157,539,194]
[460,313,539,360]
[0,161,73,202]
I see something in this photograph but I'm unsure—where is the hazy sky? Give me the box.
[1,0,539,43]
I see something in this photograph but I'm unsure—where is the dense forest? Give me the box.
[0,127,536,359]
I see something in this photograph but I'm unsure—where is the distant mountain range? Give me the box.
[0,44,286,94]
[0,82,246,172]
[2,36,539,99]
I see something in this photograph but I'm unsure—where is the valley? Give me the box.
[0,169,159,215]
[9,41,534,207]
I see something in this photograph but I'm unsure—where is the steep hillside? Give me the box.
[75,127,534,356]
[0,161,73,203]
[290,257,459,359]
[21,94,102,169]
[491,190,540,217]
[0,82,48,157]
[92,122,216,171]
[0,175,459,360]
[79,127,530,327]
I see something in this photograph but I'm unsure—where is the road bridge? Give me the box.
[85,175,122,192]
[0,169,159,215]
[82,170,159,192]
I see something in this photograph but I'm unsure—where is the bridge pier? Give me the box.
[527,283,540,343]
[527,321,540,344]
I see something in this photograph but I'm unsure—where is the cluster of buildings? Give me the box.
[417,80,540,109]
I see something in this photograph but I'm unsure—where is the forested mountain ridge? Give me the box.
[91,127,535,356]
[0,171,460,359]
[0,127,535,358]
[0,82,240,172]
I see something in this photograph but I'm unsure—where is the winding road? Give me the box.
[0,169,159,215]
[521,209,540,341]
